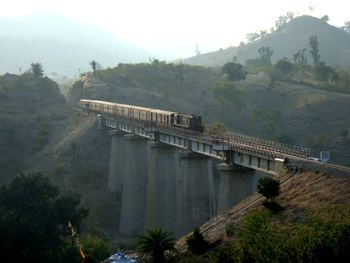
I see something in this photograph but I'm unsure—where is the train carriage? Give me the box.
[80,99,204,132]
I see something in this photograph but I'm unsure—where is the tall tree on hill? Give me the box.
[221,59,247,82]
[309,36,320,66]
[258,47,273,66]
[30,62,44,79]
[89,60,97,76]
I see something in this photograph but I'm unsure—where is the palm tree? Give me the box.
[137,228,177,263]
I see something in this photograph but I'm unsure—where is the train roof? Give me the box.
[80,99,177,115]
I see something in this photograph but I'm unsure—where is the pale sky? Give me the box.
[1,0,349,58]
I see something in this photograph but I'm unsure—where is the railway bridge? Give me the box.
[85,102,310,237]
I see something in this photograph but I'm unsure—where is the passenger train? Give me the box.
[80,99,204,132]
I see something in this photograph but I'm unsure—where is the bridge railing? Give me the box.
[100,113,310,159]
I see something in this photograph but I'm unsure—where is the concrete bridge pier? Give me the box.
[175,151,215,237]
[217,163,254,213]
[144,142,177,233]
[119,134,149,236]
[108,130,125,196]
[97,114,104,130]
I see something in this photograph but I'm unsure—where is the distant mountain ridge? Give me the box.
[184,16,350,67]
[0,13,151,76]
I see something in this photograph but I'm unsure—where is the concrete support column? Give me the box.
[175,151,215,237]
[108,130,125,195]
[119,134,149,236]
[217,164,253,213]
[97,114,103,130]
[144,142,177,233]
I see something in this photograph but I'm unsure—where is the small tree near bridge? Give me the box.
[257,177,280,202]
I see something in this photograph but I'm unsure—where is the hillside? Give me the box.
[65,63,350,167]
[174,161,350,261]
[184,16,350,67]
[1,58,350,256]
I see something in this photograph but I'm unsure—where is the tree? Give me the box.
[80,235,111,262]
[293,48,307,64]
[257,177,280,202]
[305,133,330,152]
[221,61,247,82]
[343,20,350,33]
[274,58,293,76]
[0,172,89,262]
[309,36,320,66]
[186,228,209,255]
[212,81,246,113]
[90,60,97,76]
[137,228,176,263]
[315,61,338,82]
[321,15,329,22]
[258,46,273,66]
[31,62,44,79]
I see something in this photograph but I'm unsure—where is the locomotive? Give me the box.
[80,99,204,132]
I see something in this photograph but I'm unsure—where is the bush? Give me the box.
[257,177,280,202]
[186,228,209,255]
[225,222,236,237]
[80,235,111,263]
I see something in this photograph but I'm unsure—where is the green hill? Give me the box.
[65,61,350,167]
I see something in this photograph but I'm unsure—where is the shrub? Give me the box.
[186,228,209,255]
[225,222,236,237]
[257,177,280,202]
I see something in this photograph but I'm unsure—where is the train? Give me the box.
[80,99,204,132]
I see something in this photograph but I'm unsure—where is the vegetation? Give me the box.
[30,62,44,79]
[211,206,350,263]
[80,234,111,262]
[221,59,247,82]
[212,81,245,113]
[185,227,209,255]
[137,228,177,263]
[257,177,280,202]
[0,172,89,262]
[89,60,99,76]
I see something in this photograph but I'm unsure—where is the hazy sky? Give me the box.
[1,0,349,58]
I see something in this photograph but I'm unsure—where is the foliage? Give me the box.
[309,36,320,66]
[258,46,273,66]
[275,12,294,30]
[137,227,176,263]
[257,177,280,202]
[293,48,308,64]
[251,109,281,138]
[31,121,50,152]
[80,235,111,262]
[212,81,245,112]
[221,61,247,82]
[225,222,236,237]
[186,228,209,255]
[315,61,338,82]
[305,133,330,152]
[0,172,89,263]
[274,58,293,76]
[31,62,44,79]
[90,60,97,76]
[211,206,350,262]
